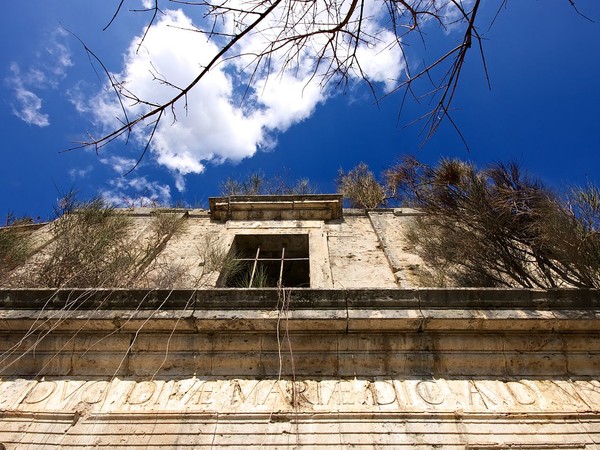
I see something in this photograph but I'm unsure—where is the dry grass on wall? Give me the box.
[1,201,247,290]
[33,199,136,288]
[0,223,34,281]
[3,200,190,289]
[399,161,600,289]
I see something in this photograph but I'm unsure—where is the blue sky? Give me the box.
[1,1,599,220]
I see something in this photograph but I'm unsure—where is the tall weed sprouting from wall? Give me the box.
[33,201,193,289]
[35,198,134,288]
[389,157,600,289]
[0,219,34,280]
[0,198,241,289]
[133,210,189,289]
[337,163,387,209]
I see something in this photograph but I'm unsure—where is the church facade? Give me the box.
[1,195,599,448]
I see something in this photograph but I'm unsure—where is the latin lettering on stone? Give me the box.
[5,377,600,414]
[504,381,538,406]
[415,380,445,405]
[468,381,498,409]
[21,381,56,405]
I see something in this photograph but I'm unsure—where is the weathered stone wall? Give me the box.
[1,203,599,448]
[2,208,427,289]
[1,289,599,448]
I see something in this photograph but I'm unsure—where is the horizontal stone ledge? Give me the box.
[3,410,600,422]
[3,330,593,352]
[1,308,599,332]
[1,288,599,311]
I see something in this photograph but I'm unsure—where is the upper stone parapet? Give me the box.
[209,194,343,221]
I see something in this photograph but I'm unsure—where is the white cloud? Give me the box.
[251,73,326,132]
[69,165,94,179]
[11,81,50,127]
[102,176,172,207]
[46,28,73,77]
[7,29,73,127]
[85,4,406,190]
[99,155,139,175]
[66,82,91,114]
[89,10,266,189]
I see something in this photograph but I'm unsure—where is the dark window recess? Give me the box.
[220,234,310,288]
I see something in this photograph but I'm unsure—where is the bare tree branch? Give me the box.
[71,0,588,167]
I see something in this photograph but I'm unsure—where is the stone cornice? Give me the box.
[1,288,599,333]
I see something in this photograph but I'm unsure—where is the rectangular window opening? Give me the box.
[219,234,310,288]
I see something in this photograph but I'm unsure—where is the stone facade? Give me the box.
[0,195,599,448]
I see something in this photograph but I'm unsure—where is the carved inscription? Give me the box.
[2,378,599,414]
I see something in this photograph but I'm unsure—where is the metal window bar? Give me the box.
[249,246,260,287]
[278,246,286,288]
[240,244,306,287]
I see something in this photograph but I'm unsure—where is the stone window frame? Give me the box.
[221,220,334,288]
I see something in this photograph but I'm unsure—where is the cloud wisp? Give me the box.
[101,176,172,208]
[6,29,73,127]
[7,64,50,127]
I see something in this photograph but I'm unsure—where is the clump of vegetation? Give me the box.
[20,194,187,288]
[235,263,271,288]
[221,171,316,196]
[0,215,35,279]
[0,192,240,289]
[34,197,134,288]
[150,210,183,237]
[337,162,387,209]
[129,210,188,288]
[385,157,600,288]
[199,235,241,277]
